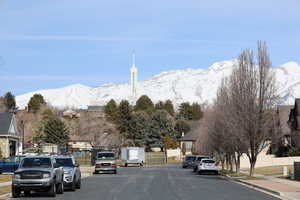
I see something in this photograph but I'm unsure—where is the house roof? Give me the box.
[277,105,293,135]
[180,130,199,141]
[0,112,13,134]
[296,99,300,115]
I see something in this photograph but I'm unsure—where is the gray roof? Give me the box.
[0,112,13,134]
[277,105,293,135]
[180,130,199,141]
[296,99,300,115]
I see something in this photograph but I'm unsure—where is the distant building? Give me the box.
[130,52,138,104]
[0,112,21,157]
[288,99,300,148]
[63,109,80,118]
[179,131,197,156]
[87,106,103,112]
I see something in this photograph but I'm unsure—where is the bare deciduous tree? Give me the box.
[207,41,277,175]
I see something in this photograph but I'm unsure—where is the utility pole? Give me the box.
[21,120,25,153]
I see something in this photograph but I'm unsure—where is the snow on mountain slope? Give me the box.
[16,60,300,109]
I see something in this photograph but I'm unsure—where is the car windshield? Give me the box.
[196,157,209,161]
[185,156,196,161]
[97,153,115,160]
[202,160,215,164]
[55,158,74,167]
[21,158,52,168]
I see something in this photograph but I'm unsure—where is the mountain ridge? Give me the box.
[16,60,300,109]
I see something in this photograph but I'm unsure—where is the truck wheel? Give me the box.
[125,163,128,167]
[11,186,20,198]
[24,190,31,196]
[57,182,64,194]
[70,180,76,191]
[198,170,202,175]
[48,183,56,197]
[76,178,81,189]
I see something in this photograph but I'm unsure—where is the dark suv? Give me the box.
[12,156,64,198]
[182,155,197,168]
[54,155,81,191]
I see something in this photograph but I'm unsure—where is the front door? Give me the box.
[9,140,16,157]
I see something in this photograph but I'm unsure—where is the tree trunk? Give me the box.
[235,154,241,173]
[249,156,257,176]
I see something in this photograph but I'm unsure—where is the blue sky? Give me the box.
[0,0,299,95]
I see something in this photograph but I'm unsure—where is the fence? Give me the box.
[145,152,166,166]
[72,150,92,166]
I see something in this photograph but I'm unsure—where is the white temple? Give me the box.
[130,52,138,103]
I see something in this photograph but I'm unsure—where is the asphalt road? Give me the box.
[12,165,280,200]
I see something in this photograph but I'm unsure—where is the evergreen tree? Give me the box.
[117,100,132,134]
[155,101,164,110]
[164,100,175,116]
[4,92,16,111]
[128,111,150,146]
[104,99,118,122]
[44,118,69,145]
[28,94,46,113]
[135,95,154,113]
[191,103,203,120]
[146,110,174,149]
[179,102,193,120]
[174,120,191,139]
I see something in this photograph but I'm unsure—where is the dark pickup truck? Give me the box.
[12,156,64,198]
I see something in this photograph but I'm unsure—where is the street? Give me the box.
[11,164,280,200]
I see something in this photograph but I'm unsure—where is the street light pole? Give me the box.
[21,120,25,153]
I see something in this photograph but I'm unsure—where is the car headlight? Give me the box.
[64,170,72,175]
[14,174,21,179]
[43,173,50,179]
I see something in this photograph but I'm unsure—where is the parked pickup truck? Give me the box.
[94,152,117,174]
[0,155,26,173]
[12,156,64,198]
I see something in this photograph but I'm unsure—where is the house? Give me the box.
[179,131,197,155]
[63,109,80,118]
[272,105,294,150]
[288,99,300,148]
[0,112,21,157]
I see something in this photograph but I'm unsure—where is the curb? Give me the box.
[222,175,286,199]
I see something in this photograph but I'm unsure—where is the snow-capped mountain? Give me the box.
[16,60,300,109]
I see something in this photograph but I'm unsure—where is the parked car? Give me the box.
[94,151,117,174]
[182,155,197,168]
[121,147,145,167]
[11,156,64,198]
[192,155,211,172]
[196,158,219,175]
[54,155,81,191]
[0,155,26,173]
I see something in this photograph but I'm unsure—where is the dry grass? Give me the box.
[0,175,11,183]
[254,165,293,176]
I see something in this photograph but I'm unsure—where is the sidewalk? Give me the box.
[229,171,300,200]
